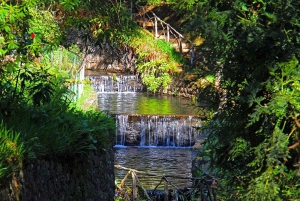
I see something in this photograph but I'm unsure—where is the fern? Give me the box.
[0,122,26,181]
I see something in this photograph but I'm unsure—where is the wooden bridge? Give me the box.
[114,165,218,201]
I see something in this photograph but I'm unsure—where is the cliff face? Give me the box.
[0,146,115,201]
[84,43,137,74]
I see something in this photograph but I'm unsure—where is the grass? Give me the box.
[76,82,98,110]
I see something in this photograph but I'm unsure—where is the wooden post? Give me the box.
[201,179,205,201]
[59,46,63,71]
[131,1,133,20]
[212,178,217,201]
[155,17,158,39]
[179,37,182,54]
[143,7,145,28]
[167,25,170,42]
[132,172,137,200]
[164,179,168,201]
[190,44,195,66]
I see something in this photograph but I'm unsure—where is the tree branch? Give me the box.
[288,142,299,150]
[293,114,300,129]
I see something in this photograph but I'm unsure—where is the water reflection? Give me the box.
[90,73,202,190]
[98,93,198,115]
[114,147,194,189]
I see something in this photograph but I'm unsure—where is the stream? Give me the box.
[86,70,203,189]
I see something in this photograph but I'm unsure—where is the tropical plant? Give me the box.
[0,0,116,187]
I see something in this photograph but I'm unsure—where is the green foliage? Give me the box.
[0,0,116,188]
[76,83,98,110]
[136,0,164,5]
[0,123,27,180]
[0,74,115,183]
[51,0,187,93]
[136,0,201,9]
[62,0,136,47]
[183,0,300,200]
[114,196,125,201]
[0,2,34,57]
[61,0,81,11]
[204,74,215,84]
[28,7,61,47]
[138,59,173,92]
[131,29,185,92]
[41,45,82,78]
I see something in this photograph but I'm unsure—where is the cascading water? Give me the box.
[115,114,202,147]
[86,72,204,148]
[87,74,144,92]
[85,70,206,189]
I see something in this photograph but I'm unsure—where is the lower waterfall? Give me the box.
[115,114,202,147]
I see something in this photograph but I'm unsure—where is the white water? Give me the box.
[85,71,204,190]
[115,114,202,147]
[87,74,144,92]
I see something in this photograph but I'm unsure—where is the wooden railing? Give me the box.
[132,4,196,66]
[115,165,218,201]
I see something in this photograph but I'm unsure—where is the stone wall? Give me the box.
[165,74,200,99]
[84,43,200,99]
[84,43,136,74]
[0,146,115,201]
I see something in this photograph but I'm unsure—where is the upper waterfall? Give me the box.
[87,74,145,93]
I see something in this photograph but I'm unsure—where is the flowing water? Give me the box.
[86,70,204,189]
[114,147,195,189]
[115,114,202,147]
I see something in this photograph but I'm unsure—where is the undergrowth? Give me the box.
[0,47,115,185]
[129,29,186,92]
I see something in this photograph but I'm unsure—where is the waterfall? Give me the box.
[117,115,128,146]
[87,75,145,93]
[115,114,202,147]
[85,72,203,147]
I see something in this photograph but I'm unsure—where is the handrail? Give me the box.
[133,4,196,66]
[150,11,192,44]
